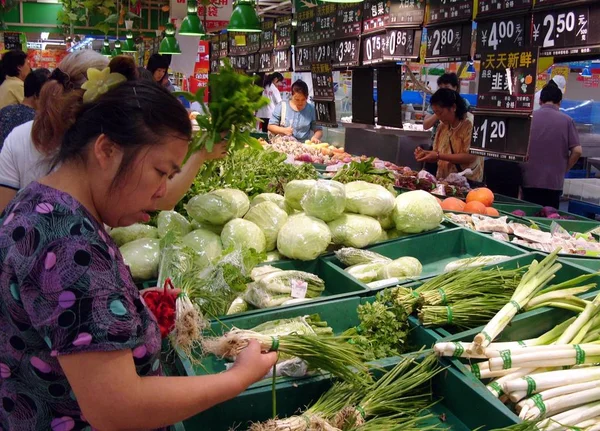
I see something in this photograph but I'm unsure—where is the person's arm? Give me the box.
[423,106,437,131]
[272,85,282,105]
[59,341,277,430]
[0,187,16,212]
[309,106,323,143]
[311,129,323,143]
[0,133,21,212]
[568,146,583,171]
[567,119,582,172]
[268,103,293,136]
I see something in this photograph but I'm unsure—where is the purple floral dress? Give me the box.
[0,182,163,430]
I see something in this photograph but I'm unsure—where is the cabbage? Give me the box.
[157,210,192,238]
[346,262,387,283]
[251,193,290,213]
[393,190,443,233]
[377,257,422,280]
[186,189,250,226]
[277,214,331,261]
[190,220,224,235]
[110,224,158,247]
[377,212,396,230]
[182,229,223,268]
[300,180,346,222]
[284,180,317,211]
[344,181,396,217]
[244,201,289,251]
[328,214,382,248]
[221,218,266,253]
[266,251,284,262]
[120,238,160,281]
[377,230,389,242]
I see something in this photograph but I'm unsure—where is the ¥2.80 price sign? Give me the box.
[425,24,471,62]
[475,17,526,58]
[471,114,532,162]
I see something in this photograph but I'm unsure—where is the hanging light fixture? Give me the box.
[467,62,476,74]
[179,0,205,36]
[111,39,123,57]
[159,22,182,54]
[122,31,137,52]
[101,37,112,56]
[227,0,261,33]
[580,66,593,78]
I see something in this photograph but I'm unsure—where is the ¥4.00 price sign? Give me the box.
[425,23,471,62]
[333,38,359,68]
[471,114,532,161]
[475,17,526,58]
[315,101,337,127]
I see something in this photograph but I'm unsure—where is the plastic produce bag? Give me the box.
[376,256,422,279]
[120,238,161,281]
[181,229,223,269]
[186,189,250,226]
[244,201,289,251]
[277,214,332,260]
[334,247,390,266]
[300,180,346,222]
[344,181,396,217]
[251,193,291,214]
[284,179,317,211]
[328,214,382,248]
[393,190,443,233]
[110,223,158,247]
[157,210,192,238]
[221,218,267,253]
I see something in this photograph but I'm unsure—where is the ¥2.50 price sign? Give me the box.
[476,17,526,58]
[273,49,291,72]
[425,23,471,62]
[361,33,385,65]
[383,28,421,61]
[471,114,532,162]
[295,46,312,72]
[333,38,359,68]
[258,52,273,73]
[477,0,532,18]
[311,62,335,101]
[315,101,337,127]
[428,0,472,25]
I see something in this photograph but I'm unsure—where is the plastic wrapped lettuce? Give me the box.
[221,218,267,253]
[120,238,160,281]
[393,190,443,234]
[277,213,332,261]
[266,251,284,262]
[157,210,192,238]
[377,257,422,280]
[284,179,317,211]
[186,189,250,226]
[344,181,396,217]
[244,201,289,251]
[346,262,387,283]
[328,214,382,248]
[300,180,346,222]
[334,247,390,266]
[377,212,396,230]
[251,193,290,214]
[191,220,224,235]
[110,224,158,247]
[182,229,224,269]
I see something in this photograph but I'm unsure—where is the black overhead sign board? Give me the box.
[210,35,220,60]
[425,23,472,63]
[476,0,532,19]
[334,37,360,68]
[260,20,275,52]
[219,33,228,58]
[296,8,317,46]
[230,55,248,70]
[315,101,338,127]
[4,32,21,51]
[475,16,527,60]
[428,0,472,25]
[388,0,425,27]
[316,3,337,42]
[311,62,335,101]
[210,58,220,73]
[312,42,335,63]
[336,3,362,39]
[273,49,292,72]
[247,53,258,73]
[228,32,248,56]
[295,46,312,72]
[383,28,421,61]
[275,16,292,49]
[363,0,389,34]
[246,33,261,54]
[470,113,532,162]
[258,51,273,73]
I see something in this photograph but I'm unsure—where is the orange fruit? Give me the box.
[485,207,500,217]
[464,201,487,215]
[466,187,495,207]
[435,197,443,206]
[441,197,466,212]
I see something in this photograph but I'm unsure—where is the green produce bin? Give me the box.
[493,194,530,204]
[494,203,591,221]
[250,132,268,140]
[322,227,526,290]
[561,256,600,272]
[534,218,600,234]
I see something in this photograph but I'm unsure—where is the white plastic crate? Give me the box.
[564,178,600,204]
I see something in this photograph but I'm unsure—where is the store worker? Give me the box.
[414,88,483,182]
[522,81,582,208]
[0,80,277,430]
[0,49,31,109]
[0,68,50,149]
[268,79,323,143]
[257,72,284,133]
[533,75,567,111]
[423,73,471,138]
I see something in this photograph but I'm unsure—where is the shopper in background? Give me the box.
[137,66,155,82]
[109,55,138,81]
[146,53,169,83]
[522,81,582,208]
[257,72,284,133]
[0,68,50,149]
[414,88,483,182]
[268,79,323,143]
[0,50,31,109]
[533,75,567,111]
[423,73,471,136]
[0,81,277,431]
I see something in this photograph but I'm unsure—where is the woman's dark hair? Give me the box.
[24,68,51,98]
[109,56,138,81]
[0,50,28,84]
[430,88,468,120]
[146,54,169,75]
[55,81,192,190]
[264,72,284,88]
[437,73,460,89]
[291,79,309,98]
[540,80,563,104]
[137,66,155,82]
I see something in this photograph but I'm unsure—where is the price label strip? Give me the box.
[470,113,532,162]
[425,23,471,63]
[260,20,275,52]
[295,46,313,72]
[389,0,425,26]
[477,0,532,19]
[361,32,386,65]
[258,52,273,73]
[428,0,470,25]
[316,3,337,42]
[333,37,360,68]
[336,3,362,38]
[475,16,527,58]
[383,28,421,61]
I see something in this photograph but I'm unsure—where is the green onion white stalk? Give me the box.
[518,381,600,421]
[537,400,600,430]
[502,367,600,395]
[487,344,600,372]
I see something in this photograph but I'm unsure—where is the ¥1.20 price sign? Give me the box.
[315,101,337,127]
[316,3,337,42]
[311,62,335,101]
[425,23,471,62]
[477,49,538,111]
[295,46,312,72]
[273,49,291,72]
[247,54,258,73]
[477,0,532,18]
[428,0,471,25]
[336,3,362,38]
[258,52,273,73]
[363,0,389,34]
[361,33,385,65]
[471,114,532,162]
[275,16,292,49]
[389,0,425,26]
[476,17,526,58]
[297,8,317,46]
[333,38,359,67]
[532,6,600,56]
[383,28,421,61]
[312,43,335,63]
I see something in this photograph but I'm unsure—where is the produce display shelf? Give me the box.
[534,218,600,234]
[322,227,527,291]
[493,194,530,205]
[494,203,591,222]
[560,256,600,272]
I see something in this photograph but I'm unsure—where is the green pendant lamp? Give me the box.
[122,31,137,52]
[100,37,112,57]
[111,39,123,57]
[159,23,182,54]
[179,0,205,36]
[227,0,261,33]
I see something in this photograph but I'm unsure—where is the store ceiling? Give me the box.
[257,0,292,18]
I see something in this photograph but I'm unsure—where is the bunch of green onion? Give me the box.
[419,295,513,329]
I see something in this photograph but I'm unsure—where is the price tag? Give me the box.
[311,62,335,101]
[246,33,261,54]
[475,16,527,59]
[210,35,220,60]
[230,55,247,70]
[361,32,385,65]
[296,8,317,46]
[312,42,335,64]
[477,49,539,112]
[477,0,532,18]
[333,38,360,68]
[389,0,425,26]
[428,0,471,25]
[228,32,248,56]
[534,0,592,7]
[247,53,258,73]
[425,23,471,63]
[260,20,275,52]
[316,3,337,42]
[315,101,338,127]
[383,28,421,61]
[273,49,291,72]
[363,0,389,34]
[295,46,312,72]
[336,3,362,38]
[258,51,273,73]
[3,32,21,51]
[219,33,228,58]
[210,58,220,73]
[291,279,308,299]
[470,113,532,162]
[275,16,292,49]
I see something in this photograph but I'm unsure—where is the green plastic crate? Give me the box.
[534,218,600,234]
[560,256,600,272]
[493,194,530,205]
[322,228,526,291]
[495,203,591,221]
